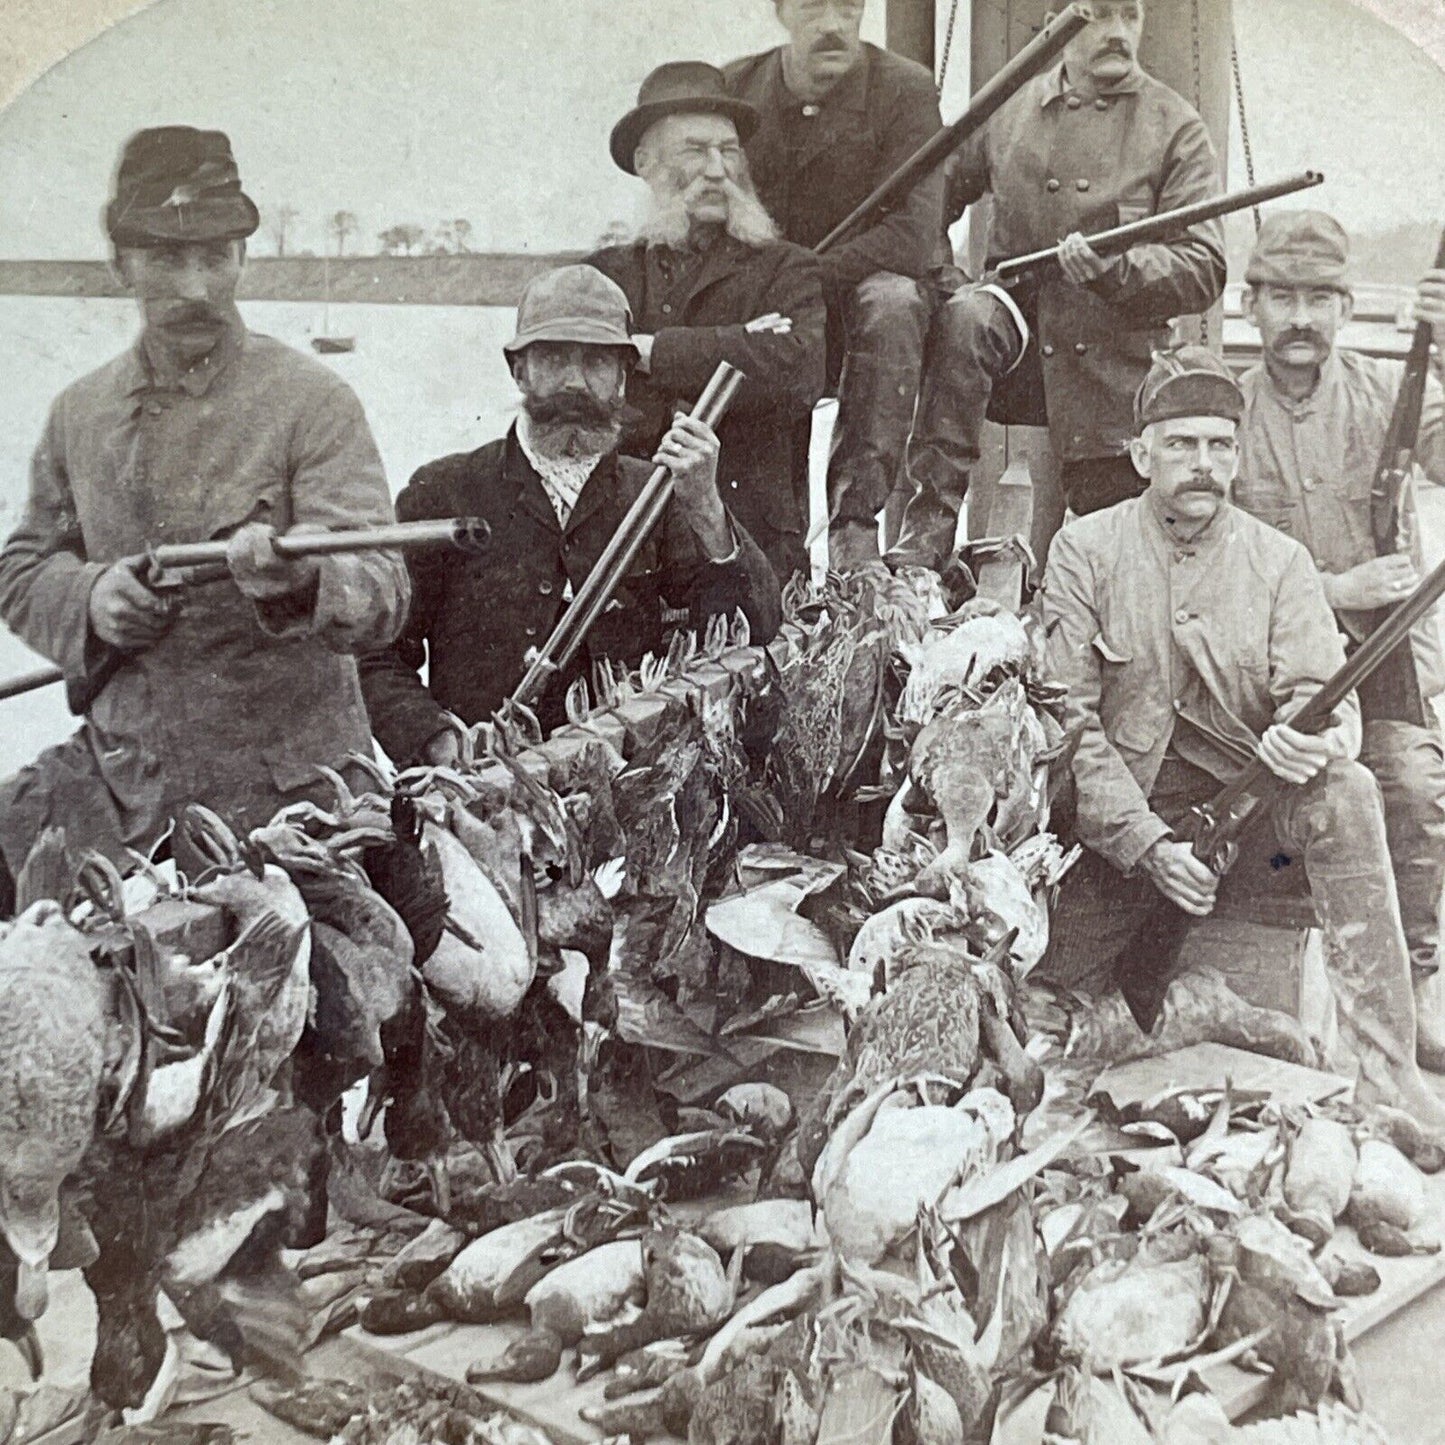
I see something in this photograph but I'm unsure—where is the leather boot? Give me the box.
[1413,968,1445,1073]
[828,519,882,573]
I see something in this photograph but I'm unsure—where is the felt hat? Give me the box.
[105,127,260,247]
[1135,345,1244,428]
[504,264,640,357]
[1245,210,1352,293]
[609,62,757,175]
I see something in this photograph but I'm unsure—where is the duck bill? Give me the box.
[9,1324,43,1381]
[425,1156,453,1219]
[484,1129,517,1186]
[14,1258,48,1321]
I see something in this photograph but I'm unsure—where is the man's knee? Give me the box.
[849,271,929,340]
[1363,723,1445,837]
[931,286,1020,369]
[1299,759,1390,846]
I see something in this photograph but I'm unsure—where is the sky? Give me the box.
[0,0,1440,259]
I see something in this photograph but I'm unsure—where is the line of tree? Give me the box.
[262,207,479,258]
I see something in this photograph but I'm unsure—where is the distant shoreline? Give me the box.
[0,254,586,307]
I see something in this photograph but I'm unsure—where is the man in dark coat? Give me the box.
[893,0,1227,570]
[588,62,827,583]
[359,265,781,768]
[0,127,408,894]
[724,0,944,570]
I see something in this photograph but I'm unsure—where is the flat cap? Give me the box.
[504,264,640,357]
[1135,345,1244,429]
[1245,210,1351,292]
[105,126,259,246]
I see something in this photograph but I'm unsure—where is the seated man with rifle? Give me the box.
[1038,347,1445,1136]
[1234,211,1445,1071]
[358,265,781,769]
[893,0,1227,570]
[0,126,410,907]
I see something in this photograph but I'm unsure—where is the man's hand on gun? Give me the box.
[225,522,323,602]
[1413,268,1445,338]
[1143,837,1220,916]
[1056,231,1119,287]
[655,413,734,560]
[744,312,793,335]
[1258,720,1348,787]
[1324,553,1420,612]
[88,556,178,650]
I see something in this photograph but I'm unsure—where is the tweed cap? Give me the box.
[1135,345,1244,429]
[105,127,259,246]
[504,265,640,357]
[1245,210,1352,292]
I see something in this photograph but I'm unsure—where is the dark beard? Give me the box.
[522,392,626,460]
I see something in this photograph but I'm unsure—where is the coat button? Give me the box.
[1041,344,1055,358]
[1302,477,1317,492]
[661,303,672,314]
[145,400,163,415]
[525,626,538,637]
[1066,95,1082,109]
[802,104,819,117]
[1046,178,1061,193]
[729,479,739,489]
[1174,609,1190,625]
[1076,178,1091,192]
[538,580,554,595]
[1095,98,1109,110]
[1074,342,1088,355]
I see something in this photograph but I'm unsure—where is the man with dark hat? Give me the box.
[358,264,781,767]
[0,126,409,890]
[892,0,1227,571]
[1235,209,1445,1068]
[724,0,945,571]
[586,62,826,583]
[1038,346,1445,1135]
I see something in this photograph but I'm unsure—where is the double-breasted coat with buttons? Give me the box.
[357,430,782,765]
[586,236,826,579]
[0,328,409,869]
[946,64,1226,465]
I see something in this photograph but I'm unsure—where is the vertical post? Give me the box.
[887,0,936,68]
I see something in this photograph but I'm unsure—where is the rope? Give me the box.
[1231,32,1262,233]
[936,0,962,95]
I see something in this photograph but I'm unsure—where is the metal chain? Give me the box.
[1231,32,1262,233]
[1189,0,1214,349]
[936,0,962,95]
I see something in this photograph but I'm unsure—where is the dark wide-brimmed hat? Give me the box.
[504,265,640,358]
[609,62,758,175]
[105,126,260,247]
[1245,210,1352,293]
[1135,345,1244,429]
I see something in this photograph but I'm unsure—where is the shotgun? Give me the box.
[0,516,491,711]
[511,362,746,709]
[1189,546,1445,876]
[815,4,1091,255]
[989,171,1326,286]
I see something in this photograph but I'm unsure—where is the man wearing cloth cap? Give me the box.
[892,1,1226,571]
[358,265,781,766]
[1235,210,1445,1070]
[1039,346,1445,1134]
[0,127,407,896]
[587,62,826,583]
[723,1,945,571]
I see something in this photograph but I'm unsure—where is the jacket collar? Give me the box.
[1040,60,1146,106]
[1245,350,1346,421]
[501,424,620,536]
[126,317,247,400]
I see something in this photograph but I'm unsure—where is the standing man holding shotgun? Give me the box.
[892,0,1226,570]
[358,265,780,768]
[1038,346,1445,1136]
[724,0,946,571]
[1234,211,1445,1069]
[0,127,410,902]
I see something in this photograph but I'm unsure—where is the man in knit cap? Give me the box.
[1235,209,1445,1069]
[1038,346,1445,1135]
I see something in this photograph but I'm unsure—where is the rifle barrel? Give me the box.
[814,4,1091,256]
[992,171,1325,283]
[511,362,746,708]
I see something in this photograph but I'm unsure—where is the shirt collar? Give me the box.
[1257,349,1345,420]
[1142,488,1233,553]
[1040,59,1145,107]
[773,42,872,114]
[128,319,246,399]
[515,413,608,526]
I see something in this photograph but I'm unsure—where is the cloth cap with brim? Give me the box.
[1245,209,1351,293]
[504,265,641,358]
[609,61,758,175]
[105,126,260,247]
[1135,345,1244,428]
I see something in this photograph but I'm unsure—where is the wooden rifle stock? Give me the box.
[510,362,746,709]
[990,171,1325,285]
[1190,548,1445,875]
[814,4,1091,255]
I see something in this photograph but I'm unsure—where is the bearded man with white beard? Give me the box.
[587,63,827,583]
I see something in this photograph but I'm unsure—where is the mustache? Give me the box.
[1180,476,1226,496]
[812,34,850,52]
[1094,40,1132,57]
[1278,328,1326,348]
[162,303,223,327]
[524,391,627,429]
